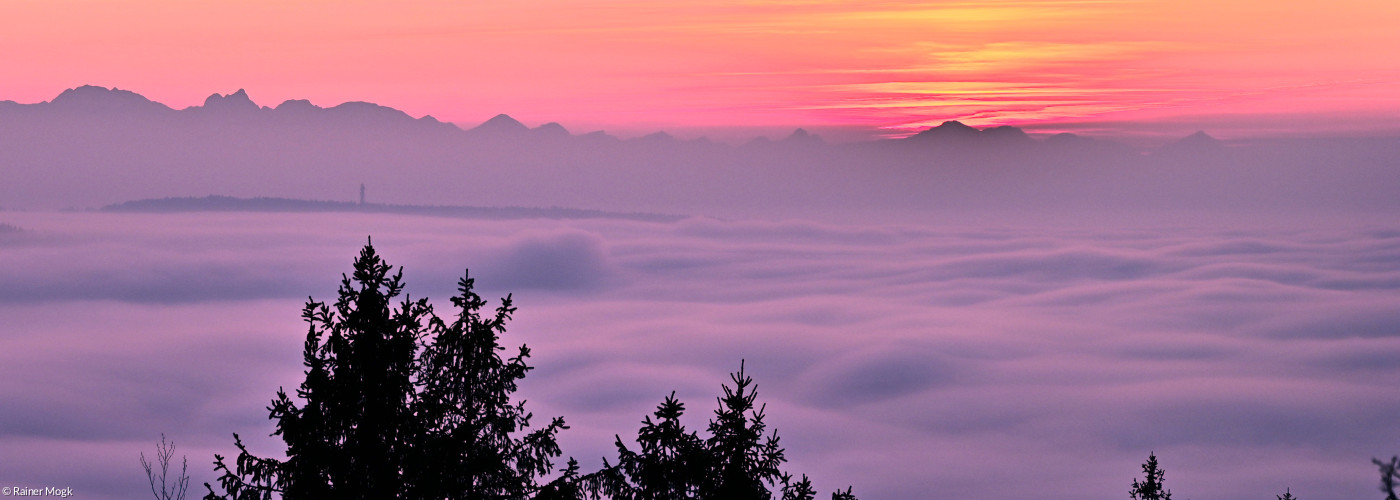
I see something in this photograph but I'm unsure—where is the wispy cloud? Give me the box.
[2,0,1395,139]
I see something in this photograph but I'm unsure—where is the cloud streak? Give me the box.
[2,1,1398,139]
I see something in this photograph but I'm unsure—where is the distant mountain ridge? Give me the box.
[3,85,1214,158]
[104,195,683,223]
[3,84,1063,146]
[3,84,1398,216]
[1,85,458,135]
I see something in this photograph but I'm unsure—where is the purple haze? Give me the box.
[2,86,1399,220]
[1,211,1399,499]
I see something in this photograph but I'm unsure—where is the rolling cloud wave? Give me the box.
[1,212,1397,499]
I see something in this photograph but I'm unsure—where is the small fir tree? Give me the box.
[594,392,709,499]
[1130,452,1172,500]
[591,362,857,500]
[703,362,787,499]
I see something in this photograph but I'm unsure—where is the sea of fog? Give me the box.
[2,211,1399,499]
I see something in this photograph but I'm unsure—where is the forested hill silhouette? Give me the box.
[5,85,1400,215]
[102,196,683,223]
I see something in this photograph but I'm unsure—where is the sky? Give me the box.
[2,0,1398,142]
[2,211,1399,500]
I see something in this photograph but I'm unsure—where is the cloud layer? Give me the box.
[1,211,1398,499]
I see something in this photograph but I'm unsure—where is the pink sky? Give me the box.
[2,0,1398,141]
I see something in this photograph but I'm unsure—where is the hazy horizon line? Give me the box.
[12,84,1400,148]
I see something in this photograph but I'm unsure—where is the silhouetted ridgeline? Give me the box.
[6,85,1400,215]
[102,196,682,222]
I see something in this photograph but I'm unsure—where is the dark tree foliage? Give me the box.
[1277,487,1299,500]
[204,241,569,500]
[1130,453,1172,500]
[591,392,709,499]
[535,459,585,500]
[780,475,817,500]
[588,362,857,500]
[704,363,791,499]
[829,487,858,500]
[1375,456,1400,500]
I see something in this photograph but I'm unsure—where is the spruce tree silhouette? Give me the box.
[1375,455,1400,500]
[1130,453,1172,500]
[704,362,786,499]
[593,392,709,499]
[203,241,569,500]
[589,362,858,500]
[1277,487,1299,500]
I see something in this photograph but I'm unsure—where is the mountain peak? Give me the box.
[274,99,321,113]
[1155,130,1226,157]
[1182,130,1219,143]
[322,101,423,127]
[579,130,619,143]
[935,120,977,131]
[981,125,1033,143]
[982,124,1026,136]
[901,121,1037,151]
[1168,130,1223,149]
[1047,132,1087,143]
[637,131,675,143]
[534,122,570,137]
[908,120,981,141]
[782,128,824,145]
[472,114,529,134]
[49,85,169,113]
[202,89,259,113]
[52,85,123,102]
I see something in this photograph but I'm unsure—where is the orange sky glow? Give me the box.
[2,0,1397,142]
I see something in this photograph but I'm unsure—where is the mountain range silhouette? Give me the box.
[2,85,1077,148]
[1,85,1397,216]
